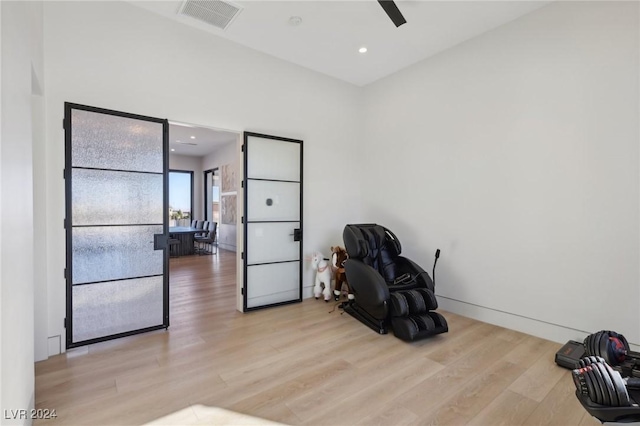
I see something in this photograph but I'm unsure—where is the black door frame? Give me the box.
[242,131,303,311]
[64,102,170,349]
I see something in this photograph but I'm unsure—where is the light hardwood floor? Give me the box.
[35,251,599,425]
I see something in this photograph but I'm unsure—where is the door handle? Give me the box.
[154,234,168,250]
[292,228,302,242]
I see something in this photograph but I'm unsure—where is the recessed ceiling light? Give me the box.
[359,47,368,54]
[289,16,302,26]
[171,148,175,152]
[190,136,196,139]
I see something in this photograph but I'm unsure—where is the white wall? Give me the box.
[202,142,237,171]
[202,141,238,251]
[32,92,47,363]
[1,0,4,415]
[1,0,44,421]
[43,1,363,352]
[39,0,637,357]
[169,153,203,221]
[362,1,640,344]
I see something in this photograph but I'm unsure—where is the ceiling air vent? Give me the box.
[178,0,243,31]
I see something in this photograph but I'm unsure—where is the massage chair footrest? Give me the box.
[389,288,438,317]
[391,311,448,342]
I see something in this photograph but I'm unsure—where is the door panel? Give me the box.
[72,169,163,225]
[246,180,300,222]
[246,262,300,309]
[246,136,301,181]
[72,276,164,342]
[243,132,303,311]
[71,109,163,172]
[65,103,169,348]
[71,225,163,284]
[246,222,301,264]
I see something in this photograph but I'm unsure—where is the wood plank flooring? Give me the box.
[35,251,600,425]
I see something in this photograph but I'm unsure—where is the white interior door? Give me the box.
[243,132,302,310]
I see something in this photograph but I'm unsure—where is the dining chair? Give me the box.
[195,222,217,255]
[198,221,210,237]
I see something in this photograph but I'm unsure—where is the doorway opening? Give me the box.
[167,121,241,318]
[203,168,220,225]
[168,121,239,252]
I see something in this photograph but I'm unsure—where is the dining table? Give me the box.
[169,226,202,256]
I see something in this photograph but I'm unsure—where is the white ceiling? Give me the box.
[169,122,238,156]
[131,0,551,86]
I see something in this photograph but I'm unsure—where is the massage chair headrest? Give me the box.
[343,224,402,260]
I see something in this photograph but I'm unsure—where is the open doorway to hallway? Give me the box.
[169,122,239,249]
[168,121,240,315]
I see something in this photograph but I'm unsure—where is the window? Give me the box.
[169,170,193,226]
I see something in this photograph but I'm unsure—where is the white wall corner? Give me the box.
[47,335,61,357]
[362,1,640,347]
[0,0,4,415]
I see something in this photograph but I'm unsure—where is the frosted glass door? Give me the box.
[65,103,169,348]
[243,133,303,310]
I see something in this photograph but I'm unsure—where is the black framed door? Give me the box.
[64,103,169,348]
[243,132,303,310]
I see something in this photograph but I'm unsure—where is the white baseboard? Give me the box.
[218,243,236,252]
[437,296,640,352]
[302,285,314,300]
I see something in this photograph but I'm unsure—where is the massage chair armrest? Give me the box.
[344,260,390,319]
[395,256,435,292]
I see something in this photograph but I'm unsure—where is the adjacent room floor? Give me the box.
[35,251,598,425]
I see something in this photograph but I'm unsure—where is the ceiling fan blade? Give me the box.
[377,0,407,28]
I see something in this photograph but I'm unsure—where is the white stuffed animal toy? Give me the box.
[311,251,333,302]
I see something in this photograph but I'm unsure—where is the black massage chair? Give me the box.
[342,224,448,341]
